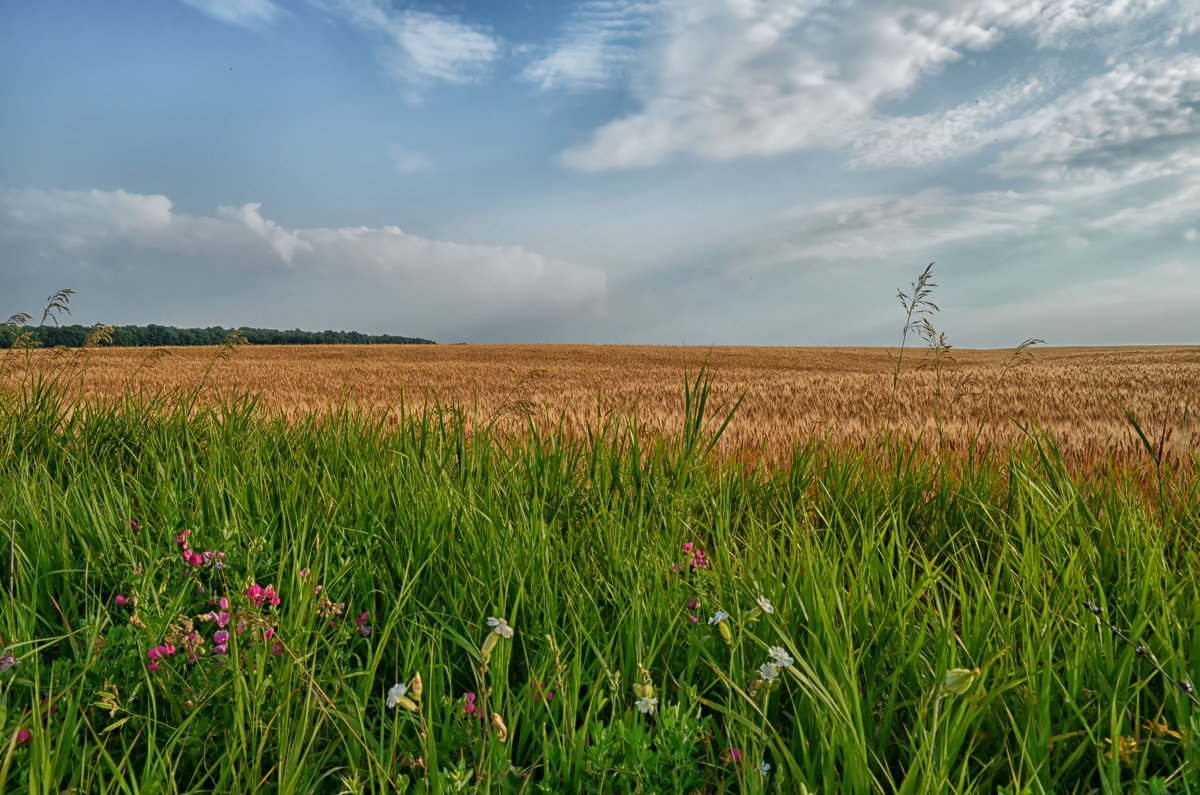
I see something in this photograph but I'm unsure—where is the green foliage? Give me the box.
[1,323,435,348]
[1,376,1198,794]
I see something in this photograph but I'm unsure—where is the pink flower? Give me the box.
[15,728,31,745]
[727,747,743,764]
[246,583,281,607]
[271,641,283,655]
[299,568,310,579]
[463,692,479,717]
[683,542,693,553]
[115,594,127,607]
[355,611,372,637]
[174,529,191,546]
[688,614,699,624]
[213,629,230,655]
[686,598,698,610]
[129,519,142,532]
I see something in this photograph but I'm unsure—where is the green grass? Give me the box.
[1,366,1198,794]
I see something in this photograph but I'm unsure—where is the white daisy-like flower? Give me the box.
[758,662,779,682]
[635,695,658,714]
[386,682,407,709]
[707,610,730,625]
[756,596,775,615]
[759,761,771,776]
[767,646,794,667]
[487,616,515,638]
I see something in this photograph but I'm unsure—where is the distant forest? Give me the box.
[1,324,435,348]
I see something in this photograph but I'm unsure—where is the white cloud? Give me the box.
[328,1,499,96]
[389,145,434,174]
[179,0,280,27]
[217,202,312,264]
[560,0,1197,171]
[523,0,654,91]
[989,55,1200,183]
[0,187,606,341]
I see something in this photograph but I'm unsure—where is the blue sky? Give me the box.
[2,0,1198,345]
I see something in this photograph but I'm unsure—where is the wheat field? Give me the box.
[17,343,1197,470]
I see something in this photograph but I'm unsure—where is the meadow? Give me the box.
[2,287,1199,793]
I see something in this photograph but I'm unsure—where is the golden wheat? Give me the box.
[9,343,1199,470]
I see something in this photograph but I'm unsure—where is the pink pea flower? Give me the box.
[15,728,31,745]
[355,611,372,637]
[463,692,479,717]
[683,542,693,553]
[271,641,283,655]
[246,583,281,607]
[129,519,142,532]
[299,568,310,579]
[688,614,699,624]
[115,594,127,607]
[727,747,743,764]
[174,529,191,546]
[686,598,698,610]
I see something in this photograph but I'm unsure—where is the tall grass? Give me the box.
[2,283,1199,793]
[1,366,1198,793]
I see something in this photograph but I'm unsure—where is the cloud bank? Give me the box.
[1,187,606,342]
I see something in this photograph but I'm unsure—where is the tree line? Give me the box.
[1,323,435,348]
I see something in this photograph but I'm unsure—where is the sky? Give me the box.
[1,0,1198,346]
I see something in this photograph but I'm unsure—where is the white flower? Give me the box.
[767,646,794,667]
[635,695,658,714]
[759,761,771,776]
[707,610,729,625]
[487,616,515,638]
[758,662,779,682]
[756,596,775,615]
[386,682,407,709]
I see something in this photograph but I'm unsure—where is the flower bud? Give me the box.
[410,672,423,701]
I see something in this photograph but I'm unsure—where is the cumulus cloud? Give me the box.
[0,187,606,341]
[523,0,655,91]
[327,0,499,96]
[560,0,1198,172]
[179,0,281,27]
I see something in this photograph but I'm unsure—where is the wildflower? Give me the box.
[708,610,732,642]
[683,542,693,553]
[529,678,554,702]
[688,614,699,624]
[1143,718,1183,740]
[686,598,698,610]
[213,630,230,655]
[271,641,283,655]
[767,646,794,667]
[759,761,771,776]
[174,529,191,546]
[299,567,310,579]
[758,662,779,682]
[463,692,479,717]
[115,594,127,606]
[213,552,225,571]
[1103,735,1141,765]
[130,519,142,532]
[487,617,514,638]
[941,667,981,697]
[724,747,743,764]
[482,616,514,657]
[491,712,509,742]
[355,611,372,637]
[246,583,281,608]
[0,654,17,673]
[15,728,31,745]
[635,695,658,714]
[387,681,420,711]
